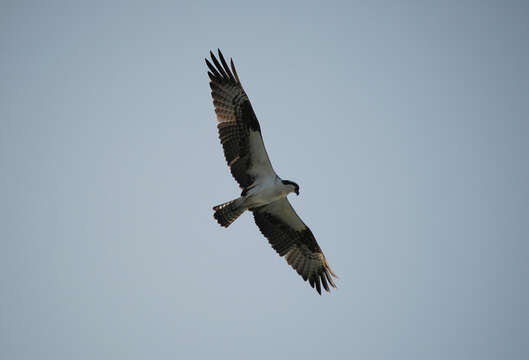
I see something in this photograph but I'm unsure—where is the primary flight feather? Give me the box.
[207,49,337,294]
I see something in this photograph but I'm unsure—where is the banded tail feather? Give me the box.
[213,198,245,227]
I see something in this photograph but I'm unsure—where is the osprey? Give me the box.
[206,50,337,294]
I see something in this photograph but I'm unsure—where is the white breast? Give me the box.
[244,176,287,208]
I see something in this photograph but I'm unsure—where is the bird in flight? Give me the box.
[206,49,337,294]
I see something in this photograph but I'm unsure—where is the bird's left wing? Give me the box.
[206,50,276,190]
[251,198,338,294]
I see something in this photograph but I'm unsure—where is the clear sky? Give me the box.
[1,1,528,359]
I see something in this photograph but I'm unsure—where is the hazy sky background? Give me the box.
[1,1,528,359]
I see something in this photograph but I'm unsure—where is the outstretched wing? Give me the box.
[206,49,275,189]
[251,198,338,294]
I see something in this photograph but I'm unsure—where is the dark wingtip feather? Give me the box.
[324,268,337,289]
[217,49,235,82]
[315,276,322,294]
[321,273,330,292]
[206,59,221,79]
[206,50,242,86]
[230,58,240,84]
[210,51,228,79]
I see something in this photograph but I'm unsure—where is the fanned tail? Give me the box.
[213,198,245,227]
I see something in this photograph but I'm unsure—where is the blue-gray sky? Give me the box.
[1,1,528,359]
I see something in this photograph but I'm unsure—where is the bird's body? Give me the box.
[244,175,292,208]
[206,50,337,294]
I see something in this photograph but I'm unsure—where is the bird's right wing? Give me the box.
[251,198,338,294]
[206,50,276,189]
